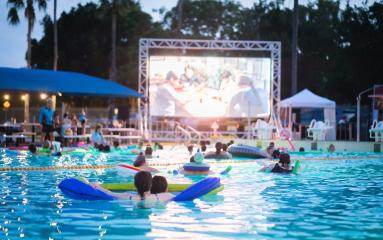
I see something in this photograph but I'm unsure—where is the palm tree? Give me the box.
[7,0,47,69]
[53,0,58,71]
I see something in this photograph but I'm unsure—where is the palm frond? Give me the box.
[7,7,20,25]
[7,0,25,10]
[37,0,47,11]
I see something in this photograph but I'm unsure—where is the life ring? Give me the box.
[183,162,210,172]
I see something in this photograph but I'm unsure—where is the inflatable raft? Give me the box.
[58,177,223,202]
[228,144,268,159]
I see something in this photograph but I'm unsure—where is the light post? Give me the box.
[356,87,373,142]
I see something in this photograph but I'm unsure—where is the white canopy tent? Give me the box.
[280,89,336,140]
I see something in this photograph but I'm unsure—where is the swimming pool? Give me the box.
[1,148,383,239]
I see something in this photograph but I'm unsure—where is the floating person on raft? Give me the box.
[88,171,174,203]
[259,153,301,174]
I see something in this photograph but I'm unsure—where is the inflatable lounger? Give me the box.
[58,177,222,202]
[228,144,268,159]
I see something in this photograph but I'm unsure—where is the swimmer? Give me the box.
[299,147,305,152]
[204,142,232,159]
[260,153,294,173]
[133,154,159,173]
[93,171,174,202]
[144,146,153,158]
[328,144,335,152]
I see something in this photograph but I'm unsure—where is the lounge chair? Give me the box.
[252,120,275,140]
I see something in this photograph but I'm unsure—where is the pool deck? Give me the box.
[235,139,383,153]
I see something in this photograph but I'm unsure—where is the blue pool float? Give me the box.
[228,144,268,159]
[183,162,210,172]
[58,177,221,202]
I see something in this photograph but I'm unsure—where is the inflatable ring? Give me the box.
[183,162,210,172]
[228,144,268,158]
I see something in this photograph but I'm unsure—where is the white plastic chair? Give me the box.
[253,120,274,140]
[307,119,333,141]
[369,120,383,142]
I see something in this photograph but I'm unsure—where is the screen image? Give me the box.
[149,55,272,118]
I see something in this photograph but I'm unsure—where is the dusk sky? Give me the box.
[0,0,370,68]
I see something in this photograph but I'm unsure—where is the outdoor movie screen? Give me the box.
[149,55,272,118]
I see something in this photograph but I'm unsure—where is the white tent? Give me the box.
[280,89,336,140]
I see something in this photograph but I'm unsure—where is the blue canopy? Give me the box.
[0,67,142,98]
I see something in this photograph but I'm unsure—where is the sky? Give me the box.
[0,0,371,68]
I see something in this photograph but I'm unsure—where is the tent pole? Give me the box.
[24,94,30,123]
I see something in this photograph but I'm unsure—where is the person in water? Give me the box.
[93,171,174,202]
[150,176,169,194]
[204,142,232,159]
[144,146,153,158]
[91,124,110,152]
[133,154,159,172]
[260,153,294,173]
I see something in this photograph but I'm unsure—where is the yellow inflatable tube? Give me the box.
[100,182,224,196]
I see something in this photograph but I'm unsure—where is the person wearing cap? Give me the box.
[39,98,56,143]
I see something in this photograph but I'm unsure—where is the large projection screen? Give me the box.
[149,55,272,118]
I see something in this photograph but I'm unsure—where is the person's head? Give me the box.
[113,141,120,148]
[227,140,234,146]
[215,142,222,154]
[95,124,102,132]
[222,143,228,152]
[134,154,147,167]
[63,112,68,119]
[328,144,335,152]
[201,145,207,152]
[272,149,280,159]
[189,156,195,162]
[28,143,37,154]
[299,147,305,152]
[134,171,153,199]
[267,146,274,155]
[187,145,193,154]
[269,142,275,147]
[46,98,53,108]
[184,66,194,79]
[279,153,291,167]
[151,176,168,194]
[145,146,153,156]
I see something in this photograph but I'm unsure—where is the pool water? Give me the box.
[1,148,383,239]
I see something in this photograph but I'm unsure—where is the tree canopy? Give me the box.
[30,0,383,104]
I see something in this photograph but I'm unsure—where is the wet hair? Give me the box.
[299,147,305,152]
[28,143,37,154]
[222,143,228,152]
[279,153,291,167]
[272,149,280,159]
[215,142,222,154]
[113,141,120,148]
[201,145,207,152]
[134,171,152,200]
[145,146,153,156]
[227,140,234,146]
[134,154,146,167]
[189,156,195,162]
[95,124,102,131]
[269,142,275,147]
[151,176,168,194]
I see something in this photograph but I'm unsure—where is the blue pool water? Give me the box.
[0,148,383,239]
